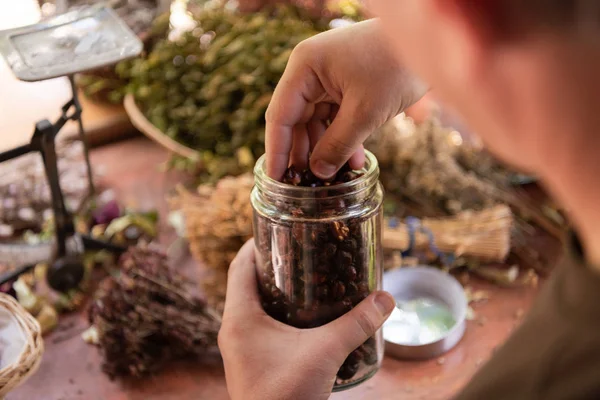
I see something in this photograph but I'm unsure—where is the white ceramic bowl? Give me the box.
[382,266,467,360]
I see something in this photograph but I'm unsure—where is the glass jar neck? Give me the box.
[252,151,381,221]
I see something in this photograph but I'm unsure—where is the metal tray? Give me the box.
[0,6,142,82]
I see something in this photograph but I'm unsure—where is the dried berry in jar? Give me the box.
[252,152,384,391]
[281,164,364,187]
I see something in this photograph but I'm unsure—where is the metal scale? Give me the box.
[0,6,142,291]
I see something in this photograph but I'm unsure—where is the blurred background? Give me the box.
[0,1,567,399]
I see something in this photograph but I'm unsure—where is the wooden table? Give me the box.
[8,138,544,400]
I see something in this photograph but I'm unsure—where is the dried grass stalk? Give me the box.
[383,205,513,262]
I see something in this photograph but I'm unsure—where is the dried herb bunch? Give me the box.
[369,117,500,215]
[367,115,564,277]
[169,174,254,313]
[254,163,382,386]
[88,246,221,379]
[122,5,331,181]
[383,205,514,263]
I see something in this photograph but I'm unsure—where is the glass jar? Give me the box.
[251,151,384,391]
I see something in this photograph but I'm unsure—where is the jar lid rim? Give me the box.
[253,150,379,196]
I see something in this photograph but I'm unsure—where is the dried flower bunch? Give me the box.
[169,174,254,313]
[368,115,564,278]
[369,116,501,215]
[87,246,221,378]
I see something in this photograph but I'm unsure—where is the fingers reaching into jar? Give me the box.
[218,239,396,400]
[265,19,427,181]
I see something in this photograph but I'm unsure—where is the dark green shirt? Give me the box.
[457,234,600,400]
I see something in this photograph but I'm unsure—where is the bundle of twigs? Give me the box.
[383,205,513,262]
[87,246,221,379]
[169,173,254,313]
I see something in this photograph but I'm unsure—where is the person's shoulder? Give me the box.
[456,230,600,400]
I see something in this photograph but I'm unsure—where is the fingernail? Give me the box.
[313,160,337,178]
[374,292,395,316]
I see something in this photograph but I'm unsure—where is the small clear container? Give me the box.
[251,151,384,391]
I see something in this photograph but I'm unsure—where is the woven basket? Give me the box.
[0,294,44,398]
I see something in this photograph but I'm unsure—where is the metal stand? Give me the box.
[0,76,126,292]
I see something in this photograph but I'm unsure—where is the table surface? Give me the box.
[8,138,546,400]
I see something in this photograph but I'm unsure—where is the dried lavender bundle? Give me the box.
[88,246,221,379]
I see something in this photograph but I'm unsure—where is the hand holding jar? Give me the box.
[218,241,395,400]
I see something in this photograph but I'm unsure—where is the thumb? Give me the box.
[323,291,396,358]
[309,97,380,179]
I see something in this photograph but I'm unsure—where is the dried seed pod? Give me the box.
[284,166,303,186]
[346,282,359,296]
[315,285,329,300]
[359,338,378,366]
[337,251,353,268]
[323,242,337,259]
[337,351,361,380]
[331,221,350,242]
[357,282,370,296]
[332,281,346,300]
[341,238,357,252]
[343,266,358,281]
